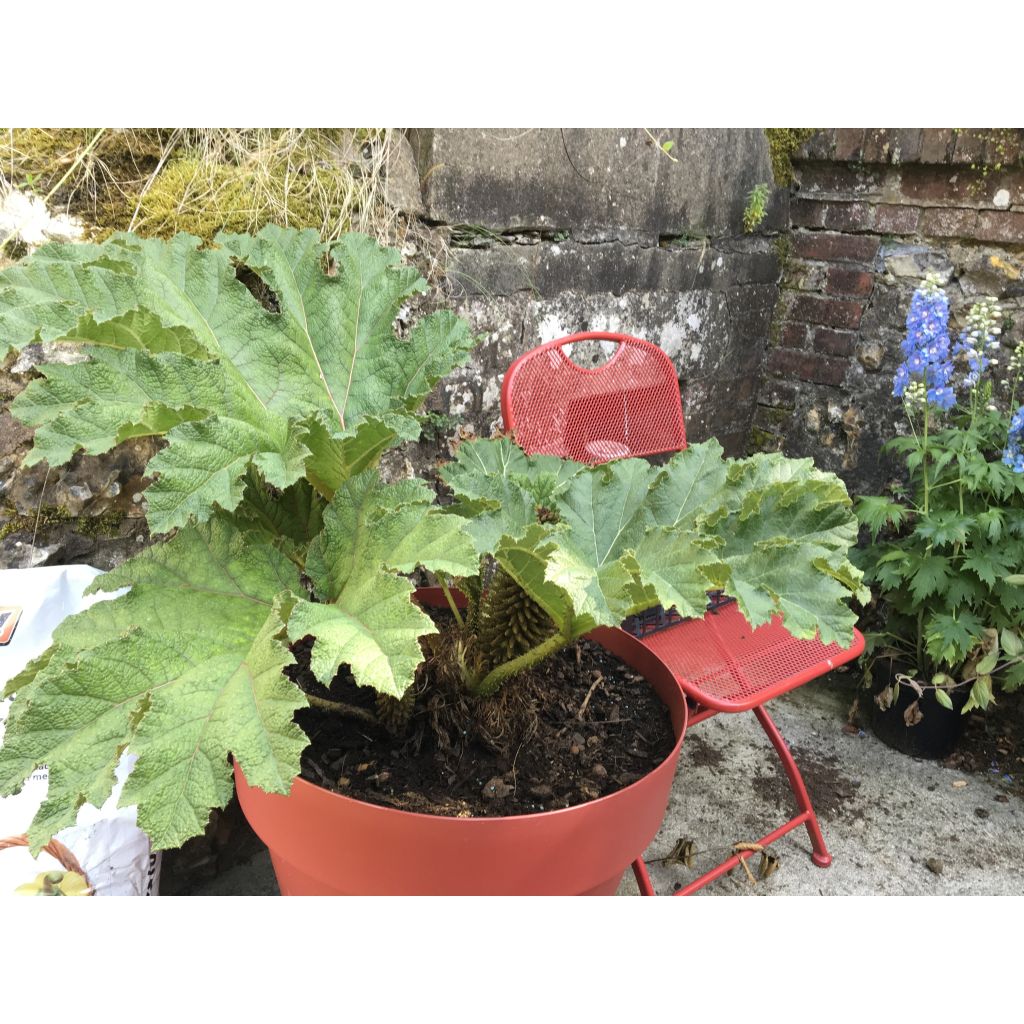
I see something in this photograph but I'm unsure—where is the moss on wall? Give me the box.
[765,129,818,186]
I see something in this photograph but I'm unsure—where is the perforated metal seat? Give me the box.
[502,333,686,462]
[639,602,856,713]
[503,332,864,895]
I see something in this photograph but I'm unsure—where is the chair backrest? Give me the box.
[501,332,687,463]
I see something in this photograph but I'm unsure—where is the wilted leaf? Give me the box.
[903,700,924,727]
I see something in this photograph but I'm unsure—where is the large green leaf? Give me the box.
[2,227,475,532]
[0,518,307,851]
[706,469,865,644]
[439,436,582,555]
[290,470,479,696]
[444,438,863,647]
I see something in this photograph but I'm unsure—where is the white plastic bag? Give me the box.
[0,565,160,896]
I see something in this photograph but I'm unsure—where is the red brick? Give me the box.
[919,129,956,163]
[920,207,979,238]
[780,323,808,348]
[825,267,874,297]
[789,294,864,330]
[873,203,921,235]
[822,202,873,231]
[790,198,825,228]
[835,128,866,162]
[813,327,858,357]
[900,169,958,203]
[767,348,848,387]
[791,231,880,264]
[976,210,1024,245]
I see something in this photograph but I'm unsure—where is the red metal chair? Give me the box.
[502,332,864,895]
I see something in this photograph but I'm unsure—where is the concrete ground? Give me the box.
[186,671,1024,896]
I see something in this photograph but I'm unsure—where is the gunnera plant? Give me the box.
[0,226,867,852]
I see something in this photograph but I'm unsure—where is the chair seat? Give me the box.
[636,602,864,713]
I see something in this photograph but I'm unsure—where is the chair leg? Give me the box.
[752,705,832,868]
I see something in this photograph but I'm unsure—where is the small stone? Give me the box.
[106,481,121,497]
[993,188,1011,209]
[570,745,582,756]
[805,408,821,432]
[482,776,512,800]
[994,794,1009,804]
[586,735,601,748]
[591,763,608,778]
[577,781,601,800]
[952,780,968,789]
[857,341,886,372]
[529,783,553,798]
[925,857,944,875]
[571,732,586,748]
[337,776,350,788]
[67,484,93,503]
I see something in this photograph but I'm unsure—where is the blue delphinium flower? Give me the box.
[894,274,955,410]
[1004,406,1024,474]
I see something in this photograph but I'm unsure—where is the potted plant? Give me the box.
[855,275,1024,758]
[0,226,866,894]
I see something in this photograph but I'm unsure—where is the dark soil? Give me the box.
[290,631,676,818]
[751,747,864,823]
[943,695,1024,798]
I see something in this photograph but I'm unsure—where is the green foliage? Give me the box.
[856,289,1024,712]
[442,438,866,677]
[0,231,864,852]
[2,226,475,533]
[743,183,771,233]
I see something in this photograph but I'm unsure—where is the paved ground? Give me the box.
[186,670,1024,896]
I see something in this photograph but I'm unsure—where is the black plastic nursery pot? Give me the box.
[869,659,970,760]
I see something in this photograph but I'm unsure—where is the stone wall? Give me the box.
[407,129,784,458]
[756,128,1024,493]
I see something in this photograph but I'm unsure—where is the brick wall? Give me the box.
[756,128,1024,493]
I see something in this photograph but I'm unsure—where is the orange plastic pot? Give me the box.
[235,590,688,895]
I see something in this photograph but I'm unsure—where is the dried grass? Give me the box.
[0,128,408,245]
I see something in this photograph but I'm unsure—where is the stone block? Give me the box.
[834,128,866,162]
[412,128,777,242]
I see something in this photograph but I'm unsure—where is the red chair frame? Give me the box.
[502,332,864,895]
